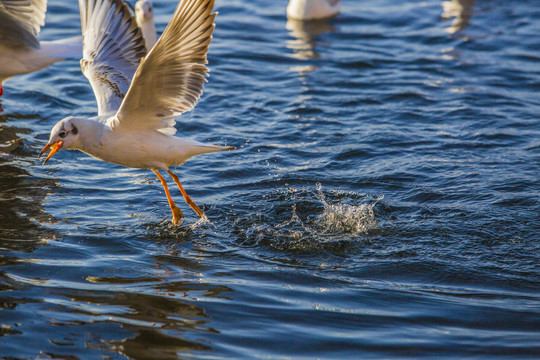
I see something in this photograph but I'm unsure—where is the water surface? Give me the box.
[1,0,539,359]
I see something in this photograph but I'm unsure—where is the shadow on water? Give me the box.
[0,112,62,354]
[1,270,231,359]
[0,112,58,250]
[81,236,234,359]
[1,230,234,359]
[0,115,27,155]
[66,290,217,359]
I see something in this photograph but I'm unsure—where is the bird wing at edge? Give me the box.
[0,0,47,48]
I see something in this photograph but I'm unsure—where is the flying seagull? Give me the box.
[40,0,234,224]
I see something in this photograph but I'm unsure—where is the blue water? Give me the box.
[1,0,539,358]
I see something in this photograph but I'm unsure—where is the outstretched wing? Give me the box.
[79,0,146,115]
[0,0,47,49]
[113,0,216,135]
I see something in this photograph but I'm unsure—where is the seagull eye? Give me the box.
[58,131,67,138]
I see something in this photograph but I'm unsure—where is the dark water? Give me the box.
[1,0,539,358]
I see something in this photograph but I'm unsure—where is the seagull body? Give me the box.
[41,0,233,224]
[51,116,228,170]
[287,0,340,21]
[135,0,157,50]
[0,0,82,95]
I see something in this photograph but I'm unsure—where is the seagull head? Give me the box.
[39,117,81,164]
[135,0,154,22]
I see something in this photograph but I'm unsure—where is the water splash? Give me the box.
[233,183,384,252]
[148,184,383,253]
[148,213,212,241]
[313,183,383,236]
[191,214,210,230]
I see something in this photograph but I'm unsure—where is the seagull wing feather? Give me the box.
[0,0,47,48]
[113,0,216,135]
[79,0,146,116]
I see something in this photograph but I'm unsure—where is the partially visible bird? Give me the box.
[135,0,157,50]
[287,0,340,21]
[0,0,82,97]
[40,0,234,225]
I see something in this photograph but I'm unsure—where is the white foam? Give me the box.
[314,183,383,236]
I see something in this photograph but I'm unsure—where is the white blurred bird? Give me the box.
[0,0,82,97]
[287,0,340,21]
[134,0,157,50]
[40,0,234,225]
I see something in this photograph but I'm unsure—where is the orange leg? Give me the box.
[167,169,204,218]
[153,170,183,224]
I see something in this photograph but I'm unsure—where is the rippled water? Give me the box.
[1,0,539,358]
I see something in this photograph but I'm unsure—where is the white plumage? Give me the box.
[135,0,157,50]
[0,0,82,96]
[40,0,234,224]
[287,0,340,21]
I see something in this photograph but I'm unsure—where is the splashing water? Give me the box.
[313,183,383,235]
[148,184,382,253]
[232,183,383,252]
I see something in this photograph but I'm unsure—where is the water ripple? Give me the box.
[0,0,539,359]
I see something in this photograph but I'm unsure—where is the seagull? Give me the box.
[135,0,157,50]
[287,0,340,21]
[0,0,82,97]
[40,0,234,225]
